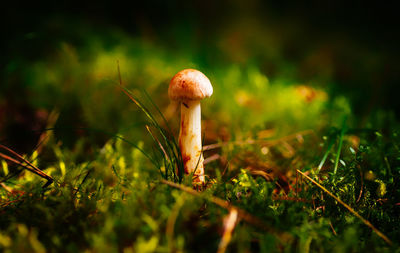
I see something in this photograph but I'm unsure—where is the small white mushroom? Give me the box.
[169,69,213,184]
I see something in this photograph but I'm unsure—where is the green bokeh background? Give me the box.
[2,1,399,153]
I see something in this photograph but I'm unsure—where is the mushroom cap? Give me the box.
[168,69,213,101]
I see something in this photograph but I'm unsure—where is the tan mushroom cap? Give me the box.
[168,69,213,101]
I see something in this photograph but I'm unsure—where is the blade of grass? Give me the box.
[192,133,206,183]
[166,193,187,252]
[34,109,59,155]
[333,117,347,175]
[145,125,171,179]
[142,89,175,138]
[142,90,181,166]
[142,89,184,181]
[296,169,393,245]
[317,136,335,173]
[116,63,184,182]
[145,125,170,160]
[73,168,93,198]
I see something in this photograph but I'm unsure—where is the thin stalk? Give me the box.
[317,138,335,173]
[333,117,347,175]
[117,76,183,182]
[297,169,392,245]
[0,144,53,185]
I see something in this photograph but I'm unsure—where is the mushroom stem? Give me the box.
[179,100,204,183]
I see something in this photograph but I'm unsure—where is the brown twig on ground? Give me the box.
[203,130,314,151]
[0,144,53,185]
[297,169,393,245]
[329,220,337,236]
[271,195,311,203]
[0,198,24,209]
[203,154,221,165]
[217,208,239,253]
[0,182,13,193]
[356,166,364,203]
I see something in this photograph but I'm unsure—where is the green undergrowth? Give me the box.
[1,118,399,252]
[1,22,400,252]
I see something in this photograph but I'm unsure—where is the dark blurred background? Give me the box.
[1,0,399,153]
[2,1,399,110]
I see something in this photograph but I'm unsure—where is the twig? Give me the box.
[0,183,13,193]
[204,154,220,165]
[0,144,53,185]
[297,169,393,245]
[271,195,311,203]
[356,167,364,203]
[203,130,314,151]
[0,198,24,208]
[329,220,337,236]
[217,208,239,253]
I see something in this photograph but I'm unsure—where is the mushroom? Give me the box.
[169,69,213,184]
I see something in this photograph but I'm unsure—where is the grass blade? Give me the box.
[117,63,184,182]
[333,117,347,175]
[317,135,335,173]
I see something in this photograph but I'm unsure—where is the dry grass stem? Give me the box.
[217,208,239,253]
[0,144,53,184]
[203,154,220,165]
[203,130,314,151]
[297,169,393,245]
